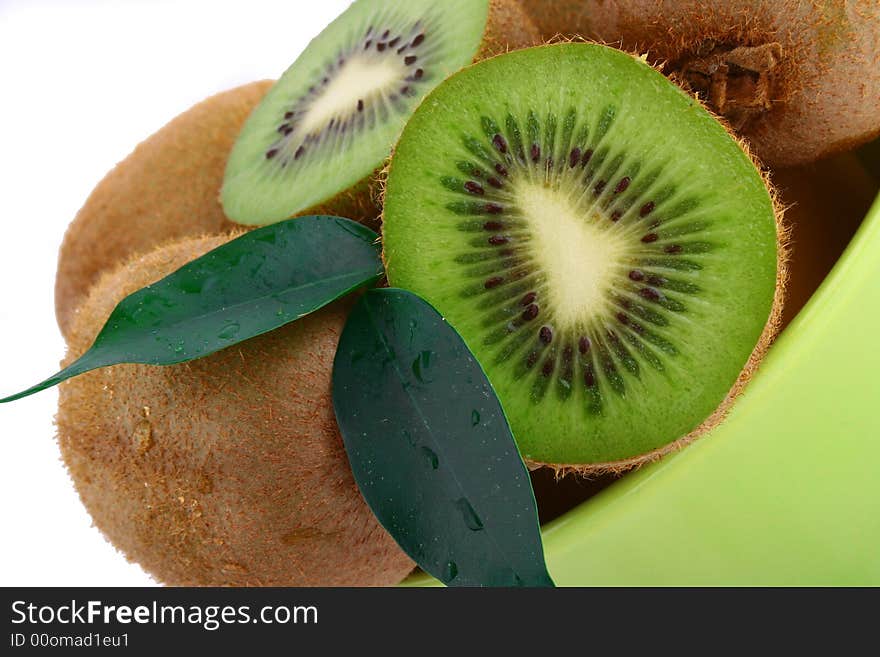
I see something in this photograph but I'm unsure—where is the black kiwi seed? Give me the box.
[539,326,553,344]
[584,366,596,388]
[639,288,663,302]
[522,304,539,321]
[440,107,711,411]
[465,181,484,195]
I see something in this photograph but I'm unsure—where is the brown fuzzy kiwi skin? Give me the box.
[480,0,542,56]
[516,0,593,41]
[773,153,877,328]
[583,0,880,167]
[55,82,273,341]
[57,235,414,586]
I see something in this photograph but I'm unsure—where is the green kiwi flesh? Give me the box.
[382,44,780,468]
[222,0,512,225]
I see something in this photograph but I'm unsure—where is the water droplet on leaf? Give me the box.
[412,350,433,382]
[455,498,484,531]
[218,322,240,340]
[421,446,439,469]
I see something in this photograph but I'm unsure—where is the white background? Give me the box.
[0,0,351,586]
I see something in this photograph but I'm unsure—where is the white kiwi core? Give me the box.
[517,181,628,331]
[298,56,408,136]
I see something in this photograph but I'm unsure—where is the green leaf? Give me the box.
[1,216,382,403]
[332,288,554,587]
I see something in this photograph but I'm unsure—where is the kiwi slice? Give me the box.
[382,44,784,471]
[221,0,536,225]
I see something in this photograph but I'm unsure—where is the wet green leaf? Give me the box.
[1,216,382,403]
[332,288,554,587]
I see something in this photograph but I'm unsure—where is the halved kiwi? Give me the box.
[382,44,784,472]
[221,0,537,225]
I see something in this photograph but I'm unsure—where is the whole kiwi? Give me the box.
[584,0,880,167]
[57,235,414,586]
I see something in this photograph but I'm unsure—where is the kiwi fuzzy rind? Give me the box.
[582,0,880,167]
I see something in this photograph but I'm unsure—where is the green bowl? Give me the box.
[407,182,880,586]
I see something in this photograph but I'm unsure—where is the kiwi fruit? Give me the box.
[221,0,539,226]
[382,43,785,472]
[582,0,880,167]
[774,153,878,328]
[55,81,273,341]
[57,235,414,586]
